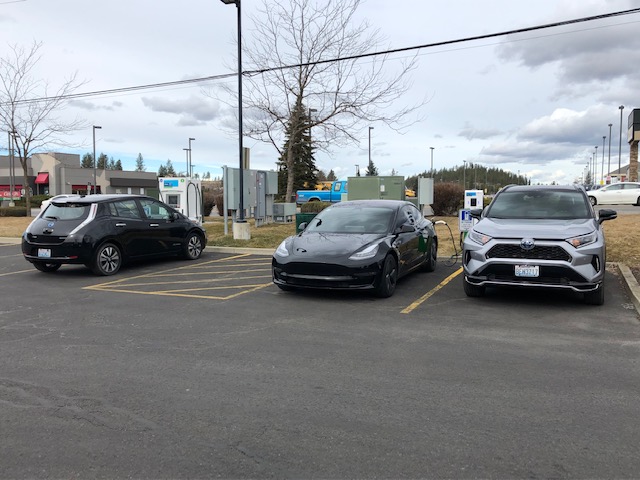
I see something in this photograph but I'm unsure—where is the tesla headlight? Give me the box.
[468,229,492,245]
[275,240,289,257]
[349,243,379,261]
[566,231,597,248]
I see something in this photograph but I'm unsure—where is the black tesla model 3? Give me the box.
[272,199,437,298]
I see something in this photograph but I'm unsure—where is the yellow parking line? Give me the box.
[90,275,272,289]
[401,267,463,314]
[89,282,272,300]
[145,268,268,278]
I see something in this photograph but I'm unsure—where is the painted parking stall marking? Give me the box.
[84,254,273,300]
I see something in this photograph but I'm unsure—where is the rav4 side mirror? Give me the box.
[598,209,617,224]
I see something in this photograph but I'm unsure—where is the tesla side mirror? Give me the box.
[297,222,308,232]
[395,224,415,234]
[598,209,617,224]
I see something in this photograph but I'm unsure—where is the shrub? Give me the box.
[202,190,216,216]
[300,201,331,213]
[432,183,464,216]
[0,206,28,217]
[213,194,226,216]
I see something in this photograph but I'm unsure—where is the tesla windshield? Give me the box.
[304,206,395,234]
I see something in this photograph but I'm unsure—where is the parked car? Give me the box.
[40,194,79,211]
[462,184,617,305]
[295,180,347,204]
[272,199,438,297]
[22,194,207,275]
[587,181,640,206]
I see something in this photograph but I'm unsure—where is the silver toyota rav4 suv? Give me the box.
[462,184,617,305]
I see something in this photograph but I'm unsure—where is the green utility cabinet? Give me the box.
[347,176,406,201]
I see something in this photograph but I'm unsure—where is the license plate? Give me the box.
[515,265,539,278]
[37,248,51,258]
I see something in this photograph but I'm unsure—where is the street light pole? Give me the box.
[368,126,374,173]
[429,147,434,178]
[601,136,606,185]
[183,148,189,176]
[7,131,15,206]
[92,125,102,194]
[188,137,195,177]
[594,146,598,184]
[608,123,612,183]
[618,105,624,180]
[220,0,246,229]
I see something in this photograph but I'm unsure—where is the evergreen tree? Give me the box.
[97,153,108,170]
[365,160,378,176]
[327,169,337,181]
[115,159,123,170]
[317,170,327,182]
[165,159,177,177]
[276,103,318,199]
[135,153,145,172]
[108,157,116,170]
[81,153,93,168]
[158,165,168,177]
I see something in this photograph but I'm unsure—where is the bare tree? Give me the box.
[0,41,86,214]
[217,0,422,200]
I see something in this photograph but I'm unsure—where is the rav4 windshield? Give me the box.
[487,190,591,219]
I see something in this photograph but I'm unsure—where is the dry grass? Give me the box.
[2,214,638,268]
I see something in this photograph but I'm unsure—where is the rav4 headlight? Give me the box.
[468,229,492,245]
[566,231,597,248]
[275,240,289,257]
[349,243,380,261]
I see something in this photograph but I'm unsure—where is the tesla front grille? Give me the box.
[486,244,571,262]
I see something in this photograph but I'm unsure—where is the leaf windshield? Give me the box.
[486,190,591,219]
[305,206,395,234]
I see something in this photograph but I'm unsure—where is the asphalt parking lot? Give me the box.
[1,243,640,478]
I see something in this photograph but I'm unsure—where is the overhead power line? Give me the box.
[6,7,640,107]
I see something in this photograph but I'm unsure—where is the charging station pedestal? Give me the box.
[158,177,203,225]
[459,190,484,248]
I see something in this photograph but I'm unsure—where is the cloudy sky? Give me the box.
[1,0,639,185]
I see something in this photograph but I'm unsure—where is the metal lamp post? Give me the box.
[7,131,16,206]
[608,123,612,183]
[429,147,434,178]
[188,137,195,177]
[368,127,374,172]
[183,148,189,175]
[618,105,624,179]
[594,146,598,184]
[220,0,246,227]
[92,125,102,194]
[601,136,606,185]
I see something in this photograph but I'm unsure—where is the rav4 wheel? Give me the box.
[584,282,605,306]
[33,262,61,273]
[463,276,485,297]
[91,242,122,276]
[183,232,204,260]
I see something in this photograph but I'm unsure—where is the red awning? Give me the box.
[35,173,49,184]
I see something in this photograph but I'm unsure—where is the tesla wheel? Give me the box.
[463,277,485,297]
[422,238,437,272]
[33,262,61,273]
[584,282,605,306]
[183,232,204,260]
[589,196,597,206]
[91,242,122,276]
[375,255,398,298]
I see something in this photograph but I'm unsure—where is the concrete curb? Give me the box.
[614,262,640,315]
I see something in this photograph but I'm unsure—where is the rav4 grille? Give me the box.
[486,244,571,262]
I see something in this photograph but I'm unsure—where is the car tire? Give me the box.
[422,238,437,272]
[33,262,61,273]
[183,232,204,260]
[375,255,398,298]
[636,196,640,206]
[463,276,485,297]
[584,282,605,306]
[91,242,122,276]
[589,196,597,206]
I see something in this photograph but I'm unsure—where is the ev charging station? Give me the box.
[158,177,203,225]
[459,189,484,245]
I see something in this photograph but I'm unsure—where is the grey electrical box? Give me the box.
[347,176,406,200]
[273,203,296,223]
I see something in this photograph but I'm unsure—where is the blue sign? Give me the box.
[163,179,179,188]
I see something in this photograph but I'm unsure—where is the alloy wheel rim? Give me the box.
[188,236,202,258]
[100,246,120,273]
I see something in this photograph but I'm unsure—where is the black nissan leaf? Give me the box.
[22,194,207,276]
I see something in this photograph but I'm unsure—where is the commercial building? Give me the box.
[0,152,158,201]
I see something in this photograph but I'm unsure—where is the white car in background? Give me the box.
[587,182,640,206]
[40,194,80,212]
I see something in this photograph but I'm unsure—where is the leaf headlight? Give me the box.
[349,243,380,261]
[566,231,597,248]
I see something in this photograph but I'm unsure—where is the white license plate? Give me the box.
[515,265,539,278]
[37,248,51,258]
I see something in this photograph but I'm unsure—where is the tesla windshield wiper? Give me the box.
[44,216,59,220]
